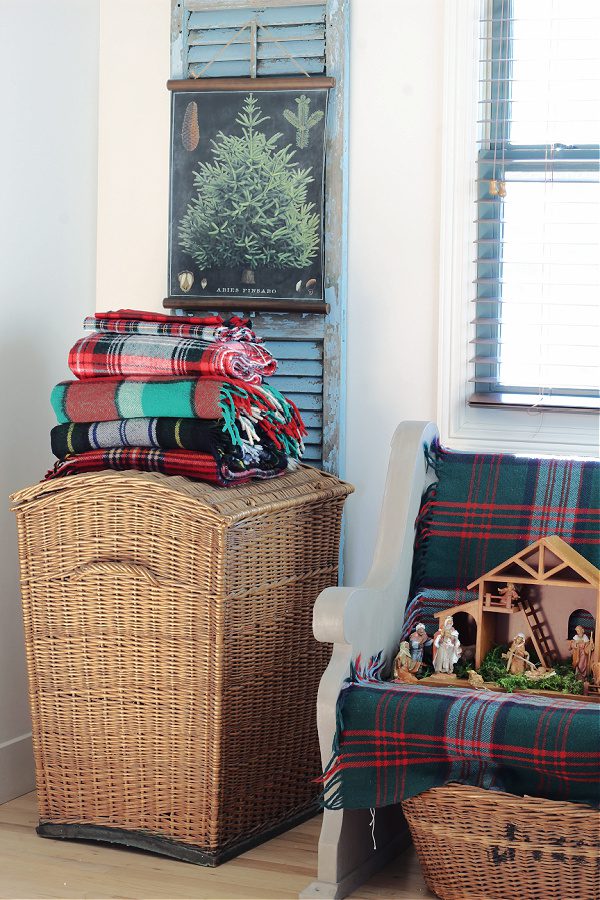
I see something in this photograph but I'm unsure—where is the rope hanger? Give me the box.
[191,18,313,80]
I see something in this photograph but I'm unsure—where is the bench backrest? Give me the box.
[411,447,600,593]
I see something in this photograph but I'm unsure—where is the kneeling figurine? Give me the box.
[393,641,420,683]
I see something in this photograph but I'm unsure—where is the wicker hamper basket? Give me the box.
[402,784,600,900]
[12,464,353,865]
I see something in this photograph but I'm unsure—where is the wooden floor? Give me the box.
[0,793,434,900]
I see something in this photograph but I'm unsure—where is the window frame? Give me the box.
[438,0,599,456]
[473,0,600,406]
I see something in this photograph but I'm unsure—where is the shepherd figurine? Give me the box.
[503,633,536,675]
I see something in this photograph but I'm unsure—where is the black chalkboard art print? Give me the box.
[169,88,328,302]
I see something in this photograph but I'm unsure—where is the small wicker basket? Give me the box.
[402,783,600,900]
[12,465,353,865]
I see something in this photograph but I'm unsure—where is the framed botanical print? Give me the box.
[168,79,331,305]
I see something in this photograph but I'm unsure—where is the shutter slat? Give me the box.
[266,341,323,361]
[189,57,325,78]
[187,39,325,64]
[188,6,325,30]
[267,376,322,393]
[188,24,325,46]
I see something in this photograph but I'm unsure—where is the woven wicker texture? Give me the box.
[402,784,600,900]
[12,465,353,857]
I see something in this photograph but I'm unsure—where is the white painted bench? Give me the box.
[302,420,438,899]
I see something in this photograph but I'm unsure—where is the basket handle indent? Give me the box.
[66,560,159,587]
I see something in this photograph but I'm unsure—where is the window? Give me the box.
[471,0,600,411]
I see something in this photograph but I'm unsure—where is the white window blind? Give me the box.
[471,0,600,411]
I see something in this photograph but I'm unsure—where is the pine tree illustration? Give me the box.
[179,94,320,285]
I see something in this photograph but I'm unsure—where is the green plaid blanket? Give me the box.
[322,681,600,810]
[411,446,600,592]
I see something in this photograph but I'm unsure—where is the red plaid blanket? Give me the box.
[86,310,259,343]
[46,447,287,486]
[69,333,276,385]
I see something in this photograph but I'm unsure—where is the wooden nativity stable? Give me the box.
[434,536,600,670]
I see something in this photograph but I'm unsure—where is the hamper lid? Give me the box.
[11,464,354,524]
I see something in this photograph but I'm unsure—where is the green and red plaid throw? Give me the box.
[46,446,288,486]
[69,333,276,385]
[50,417,276,461]
[411,445,600,592]
[50,376,306,457]
[401,588,478,641]
[85,310,259,342]
[322,681,600,810]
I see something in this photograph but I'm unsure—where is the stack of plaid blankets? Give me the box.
[47,309,306,486]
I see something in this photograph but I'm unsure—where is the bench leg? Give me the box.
[300,805,410,899]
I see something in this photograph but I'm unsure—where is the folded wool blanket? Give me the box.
[85,310,259,343]
[51,417,276,461]
[50,377,306,457]
[69,332,276,384]
[45,447,288,486]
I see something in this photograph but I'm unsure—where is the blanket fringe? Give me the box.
[219,380,306,458]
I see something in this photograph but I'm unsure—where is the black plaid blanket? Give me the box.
[322,681,600,810]
[50,418,275,461]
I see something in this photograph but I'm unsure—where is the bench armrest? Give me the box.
[314,420,438,666]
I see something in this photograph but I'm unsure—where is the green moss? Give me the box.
[477,648,583,695]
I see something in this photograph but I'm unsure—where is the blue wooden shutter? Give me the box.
[170,0,349,473]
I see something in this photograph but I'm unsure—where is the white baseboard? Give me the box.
[0,732,35,805]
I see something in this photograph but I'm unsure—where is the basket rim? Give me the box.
[11,465,354,523]
[403,782,600,818]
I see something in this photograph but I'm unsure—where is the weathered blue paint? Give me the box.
[170,0,348,474]
[187,6,325,29]
[267,340,322,360]
[189,58,325,77]
[187,39,325,64]
[188,24,325,46]
[320,0,348,478]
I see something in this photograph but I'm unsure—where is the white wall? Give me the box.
[344,1,443,584]
[0,0,99,802]
[96,0,170,311]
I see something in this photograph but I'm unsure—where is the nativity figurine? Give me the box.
[503,633,536,675]
[569,626,594,680]
[393,641,420,683]
[497,582,520,608]
[408,623,430,672]
[432,616,462,675]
